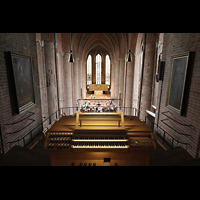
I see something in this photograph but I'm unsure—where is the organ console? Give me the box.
[44,112,156,166]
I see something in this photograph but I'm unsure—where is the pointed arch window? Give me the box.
[105,55,110,85]
[87,55,92,85]
[96,54,102,84]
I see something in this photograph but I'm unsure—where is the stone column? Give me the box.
[124,60,134,115]
[78,60,83,99]
[114,60,119,100]
[132,51,140,110]
[119,58,125,98]
[140,33,156,120]
[82,62,87,99]
[56,52,65,112]
[44,40,58,121]
[63,53,73,115]
[36,40,49,127]
[73,58,79,108]
[111,61,115,98]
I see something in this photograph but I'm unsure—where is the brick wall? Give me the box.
[1,32,200,159]
[0,33,42,153]
[154,33,200,158]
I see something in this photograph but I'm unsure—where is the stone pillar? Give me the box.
[111,61,115,98]
[114,60,119,100]
[56,52,65,112]
[132,51,140,110]
[73,58,79,108]
[63,53,73,115]
[124,61,134,115]
[44,40,58,121]
[78,60,83,99]
[36,40,49,127]
[119,58,125,98]
[82,62,87,99]
[140,33,156,120]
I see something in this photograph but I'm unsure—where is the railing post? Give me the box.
[30,131,33,144]
[0,125,4,154]
[172,138,174,148]
[163,131,166,144]
[23,137,25,147]
[49,115,51,125]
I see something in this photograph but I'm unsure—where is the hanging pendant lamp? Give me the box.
[126,50,132,62]
[69,49,74,63]
[68,33,74,63]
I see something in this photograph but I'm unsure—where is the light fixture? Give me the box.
[68,33,74,63]
[68,49,74,63]
[126,50,132,62]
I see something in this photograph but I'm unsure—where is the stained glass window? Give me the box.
[105,55,110,85]
[96,54,102,84]
[87,55,92,85]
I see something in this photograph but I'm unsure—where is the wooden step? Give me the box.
[149,145,193,166]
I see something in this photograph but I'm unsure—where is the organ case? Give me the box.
[44,112,156,166]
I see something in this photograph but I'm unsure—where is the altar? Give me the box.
[89,84,109,95]
[94,90,103,96]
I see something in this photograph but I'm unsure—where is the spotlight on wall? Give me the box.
[156,53,165,82]
[156,61,165,82]
[126,50,132,62]
[68,50,74,63]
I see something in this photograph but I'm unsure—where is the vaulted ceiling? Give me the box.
[72,33,127,61]
[57,33,138,63]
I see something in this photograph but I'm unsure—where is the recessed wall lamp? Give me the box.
[156,53,165,82]
[126,50,132,62]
